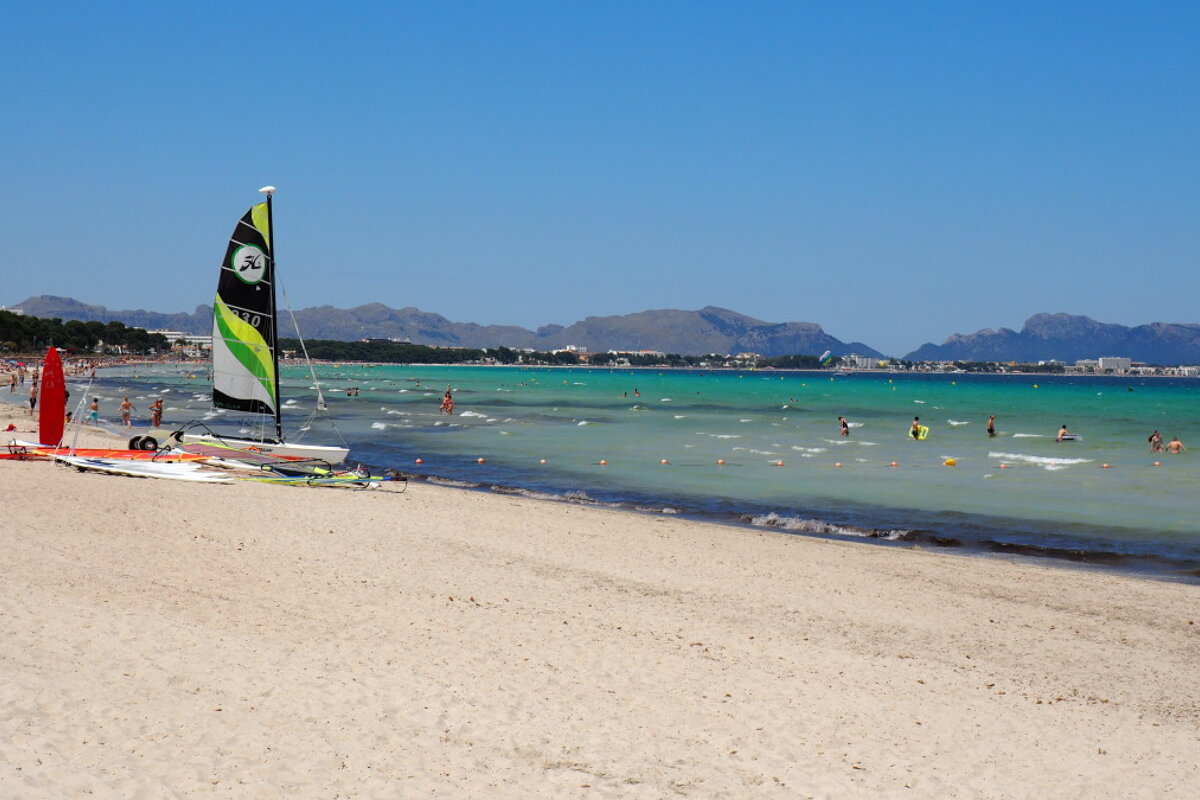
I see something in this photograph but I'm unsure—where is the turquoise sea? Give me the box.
[67,364,1200,578]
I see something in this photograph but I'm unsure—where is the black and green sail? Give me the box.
[212,200,280,434]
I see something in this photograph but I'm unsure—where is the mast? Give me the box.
[260,185,283,442]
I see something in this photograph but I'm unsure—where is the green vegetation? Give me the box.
[0,310,170,355]
[282,339,485,364]
[282,338,841,369]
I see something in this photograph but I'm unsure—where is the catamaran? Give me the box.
[176,187,350,463]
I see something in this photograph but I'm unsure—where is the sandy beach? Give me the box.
[1,411,1197,799]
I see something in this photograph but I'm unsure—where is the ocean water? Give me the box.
[73,364,1200,578]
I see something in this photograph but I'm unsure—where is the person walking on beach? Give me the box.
[87,398,100,426]
[28,383,37,415]
[8,372,15,392]
[1148,430,1164,453]
[839,416,849,436]
[150,397,164,427]
[1167,436,1186,454]
[987,415,996,437]
[119,396,136,428]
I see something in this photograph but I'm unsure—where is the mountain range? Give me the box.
[9,296,1200,363]
[8,296,883,359]
[907,313,1200,364]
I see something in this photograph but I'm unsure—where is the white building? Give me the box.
[1097,356,1132,373]
[845,354,881,370]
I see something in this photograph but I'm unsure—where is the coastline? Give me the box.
[6,367,1200,584]
[2,408,1198,797]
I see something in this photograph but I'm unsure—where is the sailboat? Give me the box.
[177,187,350,463]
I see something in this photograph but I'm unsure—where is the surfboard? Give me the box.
[37,347,65,447]
[10,441,208,462]
[54,455,232,482]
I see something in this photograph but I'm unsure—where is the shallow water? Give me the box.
[78,364,1200,577]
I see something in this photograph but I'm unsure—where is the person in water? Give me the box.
[1167,436,1186,454]
[986,415,996,437]
[440,386,454,415]
[119,396,136,428]
[839,416,849,437]
[1148,430,1164,453]
[911,416,921,440]
[1056,424,1071,442]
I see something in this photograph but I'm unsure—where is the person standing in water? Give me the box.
[1167,436,1186,454]
[1056,424,1071,442]
[911,416,921,440]
[119,396,136,428]
[839,416,849,436]
[1148,430,1164,453]
[987,415,996,437]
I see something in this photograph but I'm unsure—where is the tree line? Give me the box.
[0,311,171,355]
[282,338,832,369]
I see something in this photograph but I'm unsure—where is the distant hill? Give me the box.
[9,296,882,358]
[905,313,1200,364]
[13,295,211,333]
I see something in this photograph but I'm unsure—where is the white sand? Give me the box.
[1,412,1198,798]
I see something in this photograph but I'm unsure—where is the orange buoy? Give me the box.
[415,458,423,464]
[476,457,486,464]
[1101,463,1110,469]
[1153,461,1161,467]
[660,459,669,465]
[944,458,957,467]
[890,461,898,468]
[716,459,726,465]
[774,460,785,467]
[999,463,1007,469]
[598,459,607,466]
[834,462,842,468]
[539,458,547,464]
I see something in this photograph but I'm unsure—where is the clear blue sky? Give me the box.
[3,2,1197,354]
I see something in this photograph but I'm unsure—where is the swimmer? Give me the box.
[987,415,996,437]
[1167,436,1186,454]
[1056,424,1071,442]
[838,416,849,436]
[1148,430,1164,453]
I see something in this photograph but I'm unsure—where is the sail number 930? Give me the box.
[235,310,263,328]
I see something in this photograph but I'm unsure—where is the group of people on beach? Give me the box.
[79,396,161,428]
[19,385,165,430]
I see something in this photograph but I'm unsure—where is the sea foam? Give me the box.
[988,451,1092,470]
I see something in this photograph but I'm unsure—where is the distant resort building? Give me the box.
[1097,356,1133,373]
[0,305,25,315]
[843,354,887,370]
[146,329,212,358]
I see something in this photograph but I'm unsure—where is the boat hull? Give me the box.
[179,433,349,464]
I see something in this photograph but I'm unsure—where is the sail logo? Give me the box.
[231,245,268,284]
